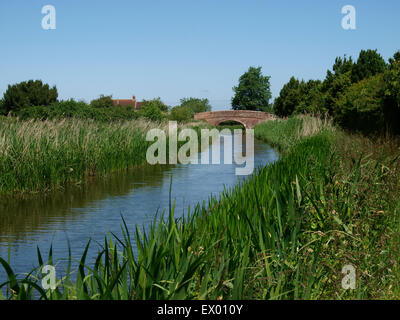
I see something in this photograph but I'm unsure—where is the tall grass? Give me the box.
[0,117,207,194]
[0,117,161,194]
[1,115,399,299]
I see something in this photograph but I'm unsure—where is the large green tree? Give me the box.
[232,66,272,111]
[351,49,387,83]
[273,77,301,117]
[2,80,58,114]
[321,55,355,114]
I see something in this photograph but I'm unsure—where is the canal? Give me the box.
[0,134,278,278]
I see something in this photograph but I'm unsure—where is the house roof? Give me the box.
[113,99,136,107]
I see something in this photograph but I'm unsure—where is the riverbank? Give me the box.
[1,115,399,299]
[0,117,207,195]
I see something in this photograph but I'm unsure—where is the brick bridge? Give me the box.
[194,110,271,129]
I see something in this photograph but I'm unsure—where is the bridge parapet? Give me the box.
[194,110,271,129]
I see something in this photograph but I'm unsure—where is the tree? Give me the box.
[0,99,5,115]
[332,55,355,76]
[90,94,114,108]
[232,66,272,111]
[296,80,325,114]
[141,97,169,112]
[274,78,325,116]
[320,55,355,115]
[273,77,301,117]
[2,80,58,114]
[169,105,193,122]
[383,59,400,133]
[335,74,385,132]
[180,97,211,114]
[389,50,400,66]
[351,49,387,83]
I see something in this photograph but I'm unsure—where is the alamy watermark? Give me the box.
[41,5,56,30]
[146,121,254,176]
[342,5,356,30]
[341,264,356,290]
[41,265,57,290]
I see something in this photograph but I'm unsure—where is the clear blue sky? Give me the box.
[0,0,399,110]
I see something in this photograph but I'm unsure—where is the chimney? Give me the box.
[132,95,137,109]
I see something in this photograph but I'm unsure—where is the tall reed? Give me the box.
[0,117,190,194]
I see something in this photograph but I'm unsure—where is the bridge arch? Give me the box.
[194,110,271,129]
[213,118,247,128]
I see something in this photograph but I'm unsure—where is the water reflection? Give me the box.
[0,135,278,276]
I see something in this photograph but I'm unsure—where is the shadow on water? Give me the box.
[0,164,175,244]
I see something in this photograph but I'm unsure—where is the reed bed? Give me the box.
[0,117,173,194]
[1,115,399,299]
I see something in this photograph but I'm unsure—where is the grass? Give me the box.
[0,115,399,299]
[0,117,208,195]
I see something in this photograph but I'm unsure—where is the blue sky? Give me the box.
[0,0,399,110]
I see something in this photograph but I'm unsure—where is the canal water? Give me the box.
[0,134,278,278]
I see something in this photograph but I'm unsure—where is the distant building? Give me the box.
[112,95,143,110]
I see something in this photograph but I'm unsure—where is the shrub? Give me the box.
[169,105,193,122]
[140,98,169,112]
[17,100,139,122]
[137,104,164,121]
[179,97,211,114]
[2,80,58,113]
[90,95,114,108]
[335,74,385,132]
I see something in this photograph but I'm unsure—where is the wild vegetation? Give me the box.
[0,80,212,124]
[0,117,208,194]
[169,98,211,122]
[1,115,398,299]
[274,49,400,134]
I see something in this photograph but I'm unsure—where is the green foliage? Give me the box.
[179,97,211,114]
[274,78,324,116]
[2,80,58,113]
[140,97,169,112]
[385,60,400,106]
[0,117,150,193]
[296,80,325,114]
[335,74,385,132]
[232,66,272,111]
[168,98,211,122]
[169,105,193,122]
[1,117,399,299]
[90,95,114,108]
[351,49,387,83]
[383,60,400,133]
[331,55,355,76]
[388,50,400,65]
[0,99,5,115]
[274,49,398,134]
[137,103,164,122]
[274,77,302,117]
[17,99,139,122]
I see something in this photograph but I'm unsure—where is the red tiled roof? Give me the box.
[113,99,136,107]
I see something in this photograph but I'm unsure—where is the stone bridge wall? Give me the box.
[194,110,271,129]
